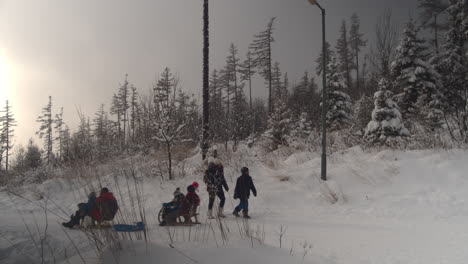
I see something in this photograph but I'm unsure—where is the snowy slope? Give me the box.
[2,146,468,264]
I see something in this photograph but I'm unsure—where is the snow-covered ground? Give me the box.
[2,146,468,264]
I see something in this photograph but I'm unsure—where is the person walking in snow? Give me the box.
[233,167,257,219]
[204,160,229,218]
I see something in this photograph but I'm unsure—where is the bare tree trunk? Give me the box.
[167,142,172,180]
[434,14,439,54]
[268,40,272,114]
[202,0,210,160]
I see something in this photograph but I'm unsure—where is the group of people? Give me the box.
[63,160,257,228]
[160,159,257,226]
[62,187,119,229]
[205,160,257,219]
[159,182,201,226]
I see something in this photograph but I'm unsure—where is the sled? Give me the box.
[114,222,145,232]
[159,222,197,227]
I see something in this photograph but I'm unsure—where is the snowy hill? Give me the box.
[2,146,468,264]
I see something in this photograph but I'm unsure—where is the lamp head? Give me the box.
[308,0,317,5]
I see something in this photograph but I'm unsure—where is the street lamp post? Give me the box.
[307,0,327,181]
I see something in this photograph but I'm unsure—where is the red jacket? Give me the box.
[94,192,117,222]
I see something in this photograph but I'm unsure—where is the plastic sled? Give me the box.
[113,221,145,232]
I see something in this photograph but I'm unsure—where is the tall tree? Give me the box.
[36,96,53,164]
[264,62,292,147]
[323,58,353,130]
[370,9,399,80]
[335,20,354,91]
[250,17,276,113]
[315,41,335,77]
[1,100,16,171]
[226,43,241,102]
[94,104,109,159]
[130,85,139,142]
[118,74,130,147]
[208,70,223,141]
[349,13,367,97]
[154,68,175,109]
[417,0,449,53]
[110,93,122,148]
[435,0,468,140]
[53,107,64,161]
[391,19,441,120]
[239,51,256,110]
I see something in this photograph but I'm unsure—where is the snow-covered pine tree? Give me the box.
[391,19,442,126]
[290,112,312,141]
[36,96,53,164]
[353,95,374,133]
[349,13,367,97]
[324,57,353,130]
[364,78,410,145]
[335,20,354,93]
[250,17,275,113]
[434,0,468,138]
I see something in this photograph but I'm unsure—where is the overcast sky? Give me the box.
[0,0,418,149]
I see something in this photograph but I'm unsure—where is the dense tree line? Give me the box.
[4,0,468,176]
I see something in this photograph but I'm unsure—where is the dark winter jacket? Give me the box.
[234,173,257,200]
[84,193,97,217]
[181,191,200,215]
[96,192,119,221]
[204,163,229,193]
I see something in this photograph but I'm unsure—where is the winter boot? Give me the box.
[233,208,240,217]
[242,210,250,219]
[62,222,73,228]
[207,209,214,219]
[218,207,226,218]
